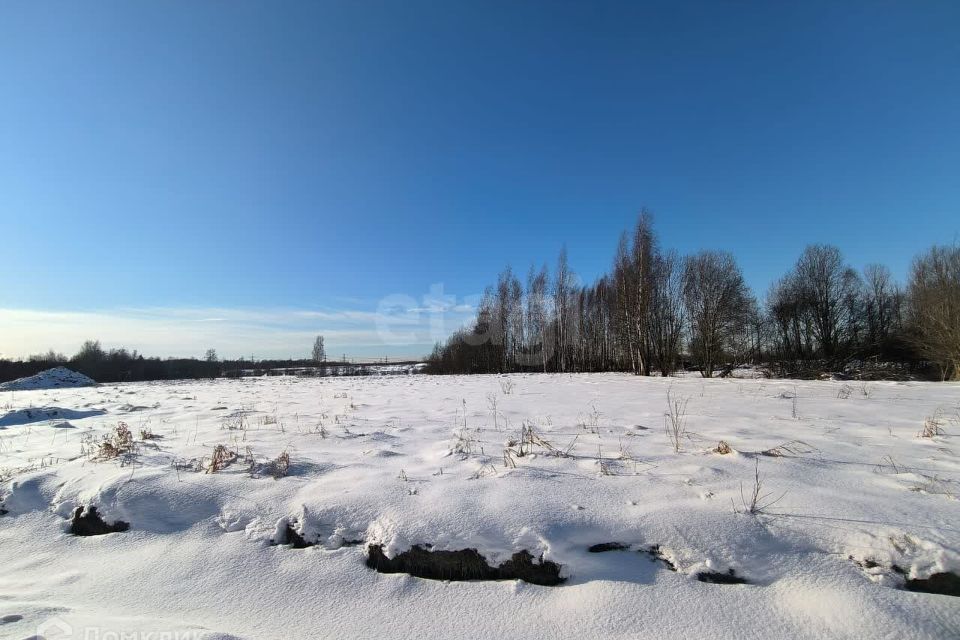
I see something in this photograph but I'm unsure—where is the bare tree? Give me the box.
[205,348,218,362]
[73,339,106,363]
[793,245,860,358]
[607,212,659,375]
[526,264,550,372]
[554,247,573,372]
[649,250,685,376]
[767,275,810,361]
[492,266,523,372]
[683,251,752,378]
[745,297,768,365]
[630,211,657,375]
[612,233,637,373]
[312,335,326,363]
[424,215,927,379]
[28,349,67,363]
[862,263,904,352]
[908,246,960,380]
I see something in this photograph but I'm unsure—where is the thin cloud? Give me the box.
[0,304,476,360]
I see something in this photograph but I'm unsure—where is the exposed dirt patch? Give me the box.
[905,572,960,597]
[70,506,129,536]
[281,523,314,549]
[340,538,365,546]
[643,544,677,571]
[851,556,957,596]
[589,542,748,584]
[366,544,565,586]
[696,569,749,584]
[272,522,364,549]
[588,542,629,553]
[852,556,901,573]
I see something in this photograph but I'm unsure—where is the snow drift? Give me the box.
[0,366,96,391]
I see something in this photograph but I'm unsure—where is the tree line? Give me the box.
[426,212,960,381]
[0,338,333,384]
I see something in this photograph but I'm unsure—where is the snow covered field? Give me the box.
[1,373,959,639]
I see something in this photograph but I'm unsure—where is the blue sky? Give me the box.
[1,1,958,359]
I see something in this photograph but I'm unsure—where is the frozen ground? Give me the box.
[1,373,959,639]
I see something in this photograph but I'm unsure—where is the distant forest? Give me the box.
[426,212,960,381]
[3,213,957,384]
[0,340,408,384]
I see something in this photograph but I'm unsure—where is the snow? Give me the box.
[1,373,958,639]
[0,366,96,391]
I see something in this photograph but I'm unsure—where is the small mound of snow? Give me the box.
[0,367,96,391]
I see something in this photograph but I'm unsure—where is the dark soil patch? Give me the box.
[70,506,129,536]
[285,523,314,548]
[366,544,565,586]
[270,522,314,548]
[905,572,960,597]
[272,522,365,549]
[588,542,629,553]
[851,556,883,571]
[643,544,678,571]
[696,568,749,584]
[850,556,957,596]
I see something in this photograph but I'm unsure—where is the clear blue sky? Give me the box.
[1,1,958,359]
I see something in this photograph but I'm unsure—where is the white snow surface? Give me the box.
[1,373,959,639]
[0,366,96,391]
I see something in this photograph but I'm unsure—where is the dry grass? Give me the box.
[736,459,785,515]
[909,474,957,498]
[206,444,238,473]
[919,409,946,438]
[451,427,481,457]
[874,455,907,475]
[263,451,291,479]
[760,439,818,457]
[664,389,690,453]
[93,422,137,461]
[498,419,588,471]
[468,463,499,480]
[577,403,602,432]
[713,440,733,455]
[221,411,249,432]
[597,444,612,476]
[486,393,502,431]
